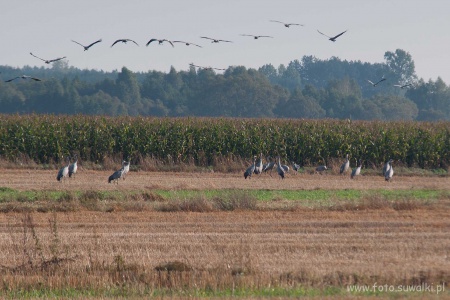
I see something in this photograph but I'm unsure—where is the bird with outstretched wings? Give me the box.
[30,52,66,64]
[317,30,347,42]
[71,39,102,51]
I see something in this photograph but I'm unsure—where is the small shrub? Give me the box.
[155,261,191,272]
[156,197,214,212]
[213,191,258,211]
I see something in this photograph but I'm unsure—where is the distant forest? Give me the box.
[0,49,449,121]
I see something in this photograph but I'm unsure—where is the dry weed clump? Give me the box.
[156,196,214,212]
[212,191,258,211]
[323,196,431,212]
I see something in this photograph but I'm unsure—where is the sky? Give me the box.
[2,0,450,83]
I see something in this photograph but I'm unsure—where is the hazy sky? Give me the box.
[2,0,449,83]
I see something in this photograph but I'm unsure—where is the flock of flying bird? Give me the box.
[2,20,356,82]
[243,154,395,182]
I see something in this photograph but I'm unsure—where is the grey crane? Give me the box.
[270,20,304,28]
[291,161,301,173]
[254,153,263,175]
[146,39,174,47]
[5,75,41,82]
[57,157,70,182]
[262,156,275,176]
[315,165,328,174]
[276,156,285,179]
[340,154,350,174]
[393,83,413,89]
[111,39,139,47]
[367,76,386,87]
[384,160,394,182]
[30,52,66,64]
[317,30,347,42]
[281,164,290,173]
[240,34,273,39]
[189,63,225,71]
[350,159,362,179]
[382,159,393,177]
[108,167,124,184]
[122,160,130,180]
[244,156,256,179]
[172,41,202,48]
[315,155,328,174]
[68,154,78,178]
[200,36,232,43]
[71,39,102,51]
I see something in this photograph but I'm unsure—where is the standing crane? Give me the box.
[291,161,301,173]
[276,156,285,179]
[385,160,394,182]
[57,157,70,182]
[254,153,263,175]
[382,159,393,177]
[69,154,78,178]
[108,167,124,184]
[122,160,130,180]
[262,156,275,176]
[244,156,256,179]
[340,154,350,174]
[315,155,328,174]
[350,159,362,179]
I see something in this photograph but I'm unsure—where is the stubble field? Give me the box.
[0,169,449,299]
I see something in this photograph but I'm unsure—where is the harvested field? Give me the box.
[0,169,449,299]
[0,169,449,191]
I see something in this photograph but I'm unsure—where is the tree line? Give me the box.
[0,49,449,121]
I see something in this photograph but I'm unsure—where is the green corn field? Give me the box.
[0,114,448,169]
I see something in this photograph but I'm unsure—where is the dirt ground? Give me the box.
[0,169,449,297]
[0,168,448,191]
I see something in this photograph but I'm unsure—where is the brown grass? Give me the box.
[0,169,449,298]
[0,169,448,192]
[0,207,449,295]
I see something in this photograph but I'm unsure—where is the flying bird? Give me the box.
[200,37,232,43]
[394,83,413,89]
[270,20,303,28]
[367,77,386,87]
[240,34,273,39]
[189,63,225,71]
[146,39,174,47]
[71,39,102,51]
[111,39,139,47]
[317,30,347,42]
[172,41,202,48]
[5,75,41,82]
[30,52,66,64]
